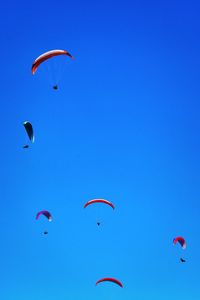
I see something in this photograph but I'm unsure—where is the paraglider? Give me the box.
[23,145,29,149]
[84,199,114,226]
[84,199,115,210]
[23,121,34,144]
[36,211,52,236]
[173,236,186,249]
[36,210,52,222]
[173,236,187,263]
[31,49,74,90]
[96,277,123,288]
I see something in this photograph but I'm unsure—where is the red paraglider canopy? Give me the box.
[173,236,186,249]
[96,277,123,288]
[31,49,74,74]
[84,199,115,209]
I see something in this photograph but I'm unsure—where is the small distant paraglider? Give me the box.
[36,211,52,236]
[84,199,115,226]
[173,236,187,263]
[96,277,123,288]
[23,121,34,148]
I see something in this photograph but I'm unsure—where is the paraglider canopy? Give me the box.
[173,236,186,249]
[23,121,34,143]
[180,258,186,263]
[31,49,74,74]
[36,210,52,222]
[96,277,123,288]
[84,199,115,210]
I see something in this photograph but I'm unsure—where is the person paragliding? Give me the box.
[84,199,115,226]
[36,210,52,235]
[173,236,187,262]
[23,121,34,149]
[31,49,74,90]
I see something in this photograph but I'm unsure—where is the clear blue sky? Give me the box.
[0,0,200,299]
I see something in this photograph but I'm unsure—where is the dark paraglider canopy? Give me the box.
[23,121,34,143]
[180,258,186,263]
[36,210,52,221]
[44,231,48,235]
[97,222,100,226]
[96,277,123,288]
[23,145,29,149]
[53,85,58,90]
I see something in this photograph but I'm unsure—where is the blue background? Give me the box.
[0,0,200,299]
